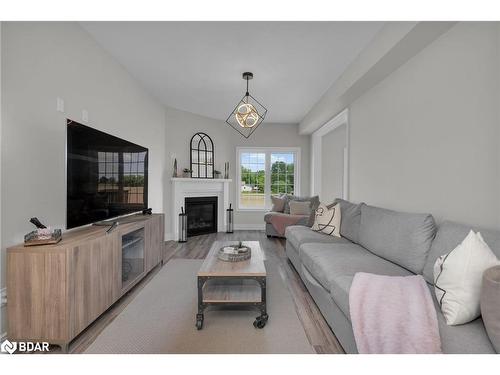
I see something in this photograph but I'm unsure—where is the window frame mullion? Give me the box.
[264,150,271,209]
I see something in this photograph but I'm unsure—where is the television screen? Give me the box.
[66,120,148,229]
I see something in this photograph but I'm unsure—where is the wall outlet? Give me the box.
[56,97,64,113]
[82,109,89,123]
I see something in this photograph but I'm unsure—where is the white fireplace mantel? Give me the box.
[170,178,232,240]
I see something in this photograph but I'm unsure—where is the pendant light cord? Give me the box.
[246,76,249,96]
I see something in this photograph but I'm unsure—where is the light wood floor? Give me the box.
[46,231,344,354]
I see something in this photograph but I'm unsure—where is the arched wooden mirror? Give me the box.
[190,132,214,178]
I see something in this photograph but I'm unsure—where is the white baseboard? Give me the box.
[233,224,265,231]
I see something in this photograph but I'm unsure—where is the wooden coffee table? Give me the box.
[196,241,268,330]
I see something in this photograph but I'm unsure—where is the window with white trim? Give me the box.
[237,147,300,210]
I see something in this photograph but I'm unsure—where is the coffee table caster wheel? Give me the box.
[196,319,203,330]
[253,314,268,329]
[196,314,204,330]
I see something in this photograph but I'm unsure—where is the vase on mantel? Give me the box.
[173,158,178,178]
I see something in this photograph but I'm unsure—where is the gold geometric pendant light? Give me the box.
[225,72,268,138]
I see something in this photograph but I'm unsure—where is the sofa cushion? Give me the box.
[427,284,496,353]
[285,225,350,251]
[264,212,309,225]
[358,204,436,274]
[299,242,412,308]
[328,270,496,353]
[334,199,364,243]
[423,221,500,284]
[326,271,496,353]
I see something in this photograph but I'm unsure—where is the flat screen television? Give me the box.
[66,120,148,229]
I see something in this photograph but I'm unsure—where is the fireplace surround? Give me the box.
[170,177,232,240]
[185,196,218,237]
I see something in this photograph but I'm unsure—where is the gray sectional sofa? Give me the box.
[285,199,500,353]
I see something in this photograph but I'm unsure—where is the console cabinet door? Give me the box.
[145,216,163,272]
[7,250,67,342]
[70,234,120,338]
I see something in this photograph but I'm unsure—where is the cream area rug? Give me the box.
[85,259,314,354]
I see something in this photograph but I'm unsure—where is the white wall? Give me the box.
[0,22,167,335]
[321,124,346,202]
[165,107,310,234]
[299,22,456,134]
[347,22,500,229]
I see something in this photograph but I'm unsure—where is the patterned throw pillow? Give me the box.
[311,203,341,237]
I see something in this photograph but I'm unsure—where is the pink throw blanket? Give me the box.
[269,214,308,236]
[349,272,442,354]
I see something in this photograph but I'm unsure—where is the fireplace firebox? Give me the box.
[185,196,218,237]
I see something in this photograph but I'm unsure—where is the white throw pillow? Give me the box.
[311,203,341,237]
[433,230,500,325]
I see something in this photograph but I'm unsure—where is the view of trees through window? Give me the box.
[271,153,295,195]
[239,150,296,209]
[240,152,265,208]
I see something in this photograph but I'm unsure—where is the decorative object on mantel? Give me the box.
[178,207,187,243]
[173,158,178,178]
[217,241,251,262]
[182,168,192,178]
[214,170,222,179]
[224,162,229,179]
[24,217,62,246]
[225,72,267,138]
[190,132,214,179]
[226,203,234,233]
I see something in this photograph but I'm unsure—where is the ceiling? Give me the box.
[80,22,384,123]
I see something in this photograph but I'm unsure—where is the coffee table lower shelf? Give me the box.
[196,275,268,330]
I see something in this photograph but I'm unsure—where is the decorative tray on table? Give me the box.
[217,242,251,262]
